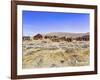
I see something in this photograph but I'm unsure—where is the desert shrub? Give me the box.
[65,48,76,53]
[25,51,33,55]
[41,41,47,43]
[26,47,33,49]
[67,56,77,66]
[61,47,68,50]
[82,49,90,56]
[81,43,88,48]
[29,43,35,45]
[47,46,59,50]
[51,64,57,67]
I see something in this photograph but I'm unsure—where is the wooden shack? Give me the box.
[33,34,43,40]
[75,35,89,41]
[23,36,30,41]
[82,35,89,41]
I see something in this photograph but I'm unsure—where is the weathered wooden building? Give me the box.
[23,36,30,41]
[82,35,89,41]
[75,35,89,41]
[33,34,43,40]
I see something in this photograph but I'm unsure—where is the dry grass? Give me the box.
[22,39,90,68]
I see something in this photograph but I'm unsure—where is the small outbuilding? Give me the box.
[23,36,30,41]
[82,35,89,41]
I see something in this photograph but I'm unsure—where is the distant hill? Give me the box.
[44,32,89,38]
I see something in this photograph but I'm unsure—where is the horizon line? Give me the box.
[23,32,89,36]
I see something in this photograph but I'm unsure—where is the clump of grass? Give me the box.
[82,48,90,56]
[65,48,76,53]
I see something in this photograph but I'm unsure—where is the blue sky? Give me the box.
[22,11,89,36]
